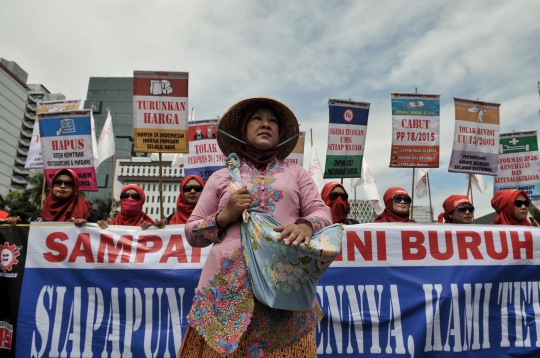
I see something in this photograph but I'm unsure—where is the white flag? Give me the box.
[350,158,384,214]
[96,109,115,168]
[308,146,326,193]
[171,153,184,168]
[90,109,99,172]
[171,107,194,169]
[467,174,487,193]
[415,168,432,199]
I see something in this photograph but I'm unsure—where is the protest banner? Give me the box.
[11,223,540,357]
[389,93,440,168]
[324,99,370,179]
[284,131,305,166]
[24,100,81,169]
[133,71,189,153]
[0,225,29,358]
[38,110,98,191]
[449,98,500,176]
[184,119,225,181]
[494,130,540,200]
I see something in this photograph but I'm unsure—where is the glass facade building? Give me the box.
[83,77,145,200]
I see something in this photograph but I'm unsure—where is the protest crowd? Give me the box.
[1,82,539,358]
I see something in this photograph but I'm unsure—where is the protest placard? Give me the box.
[389,93,440,168]
[448,97,500,175]
[24,100,81,169]
[494,130,540,200]
[133,71,189,153]
[39,110,97,191]
[324,99,370,178]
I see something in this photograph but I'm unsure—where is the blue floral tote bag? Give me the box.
[227,153,343,312]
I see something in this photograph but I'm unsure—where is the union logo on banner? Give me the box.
[1,242,21,275]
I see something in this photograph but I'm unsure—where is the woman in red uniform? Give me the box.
[491,189,533,226]
[374,187,415,223]
[321,182,359,224]
[167,175,205,224]
[438,195,474,224]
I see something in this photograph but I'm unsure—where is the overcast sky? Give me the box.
[2,0,540,218]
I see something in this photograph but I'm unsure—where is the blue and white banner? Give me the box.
[16,223,540,357]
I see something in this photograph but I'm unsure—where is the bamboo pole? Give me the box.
[159,153,164,219]
[40,173,46,208]
[410,168,415,220]
[354,184,357,221]
[109,155,115,217]
[410,88,418,221]
[427,172,434,222]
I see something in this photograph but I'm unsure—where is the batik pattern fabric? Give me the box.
[224,152,343,312]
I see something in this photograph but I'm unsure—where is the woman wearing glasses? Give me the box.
[321,182,359,224]
[167,175,205,224]
[437,195,474,224]
[374,187,416,223]
[30,169,96,226]
[491,189,533,226]
[99,184,163,229]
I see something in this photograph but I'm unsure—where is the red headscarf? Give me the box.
[169,175,205,224]
[438,195,472,223]
[110,184,155,226]
[321,182,352,224]
[40,169,93,222]
[491,189,533,226]
[374,187,416,223]
[238,103,284,169]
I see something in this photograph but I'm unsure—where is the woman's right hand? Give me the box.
[98,219,110,229]
[217,186,252,228]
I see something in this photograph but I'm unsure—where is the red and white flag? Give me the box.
[415,168,432,199]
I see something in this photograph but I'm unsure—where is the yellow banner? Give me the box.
[133,128,189,153]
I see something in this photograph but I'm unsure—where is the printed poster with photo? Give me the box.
[184,119,225,182]
[448,97,500,176]
[389,93,440,168]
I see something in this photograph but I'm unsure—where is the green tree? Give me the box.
[10,190,38,221]
[531,204,540,226]
[0,190,22,212]
[26,170,48,208]
[89,195,119,220]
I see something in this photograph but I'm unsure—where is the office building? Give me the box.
[0,58,66,194]
[0,58,28,195]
